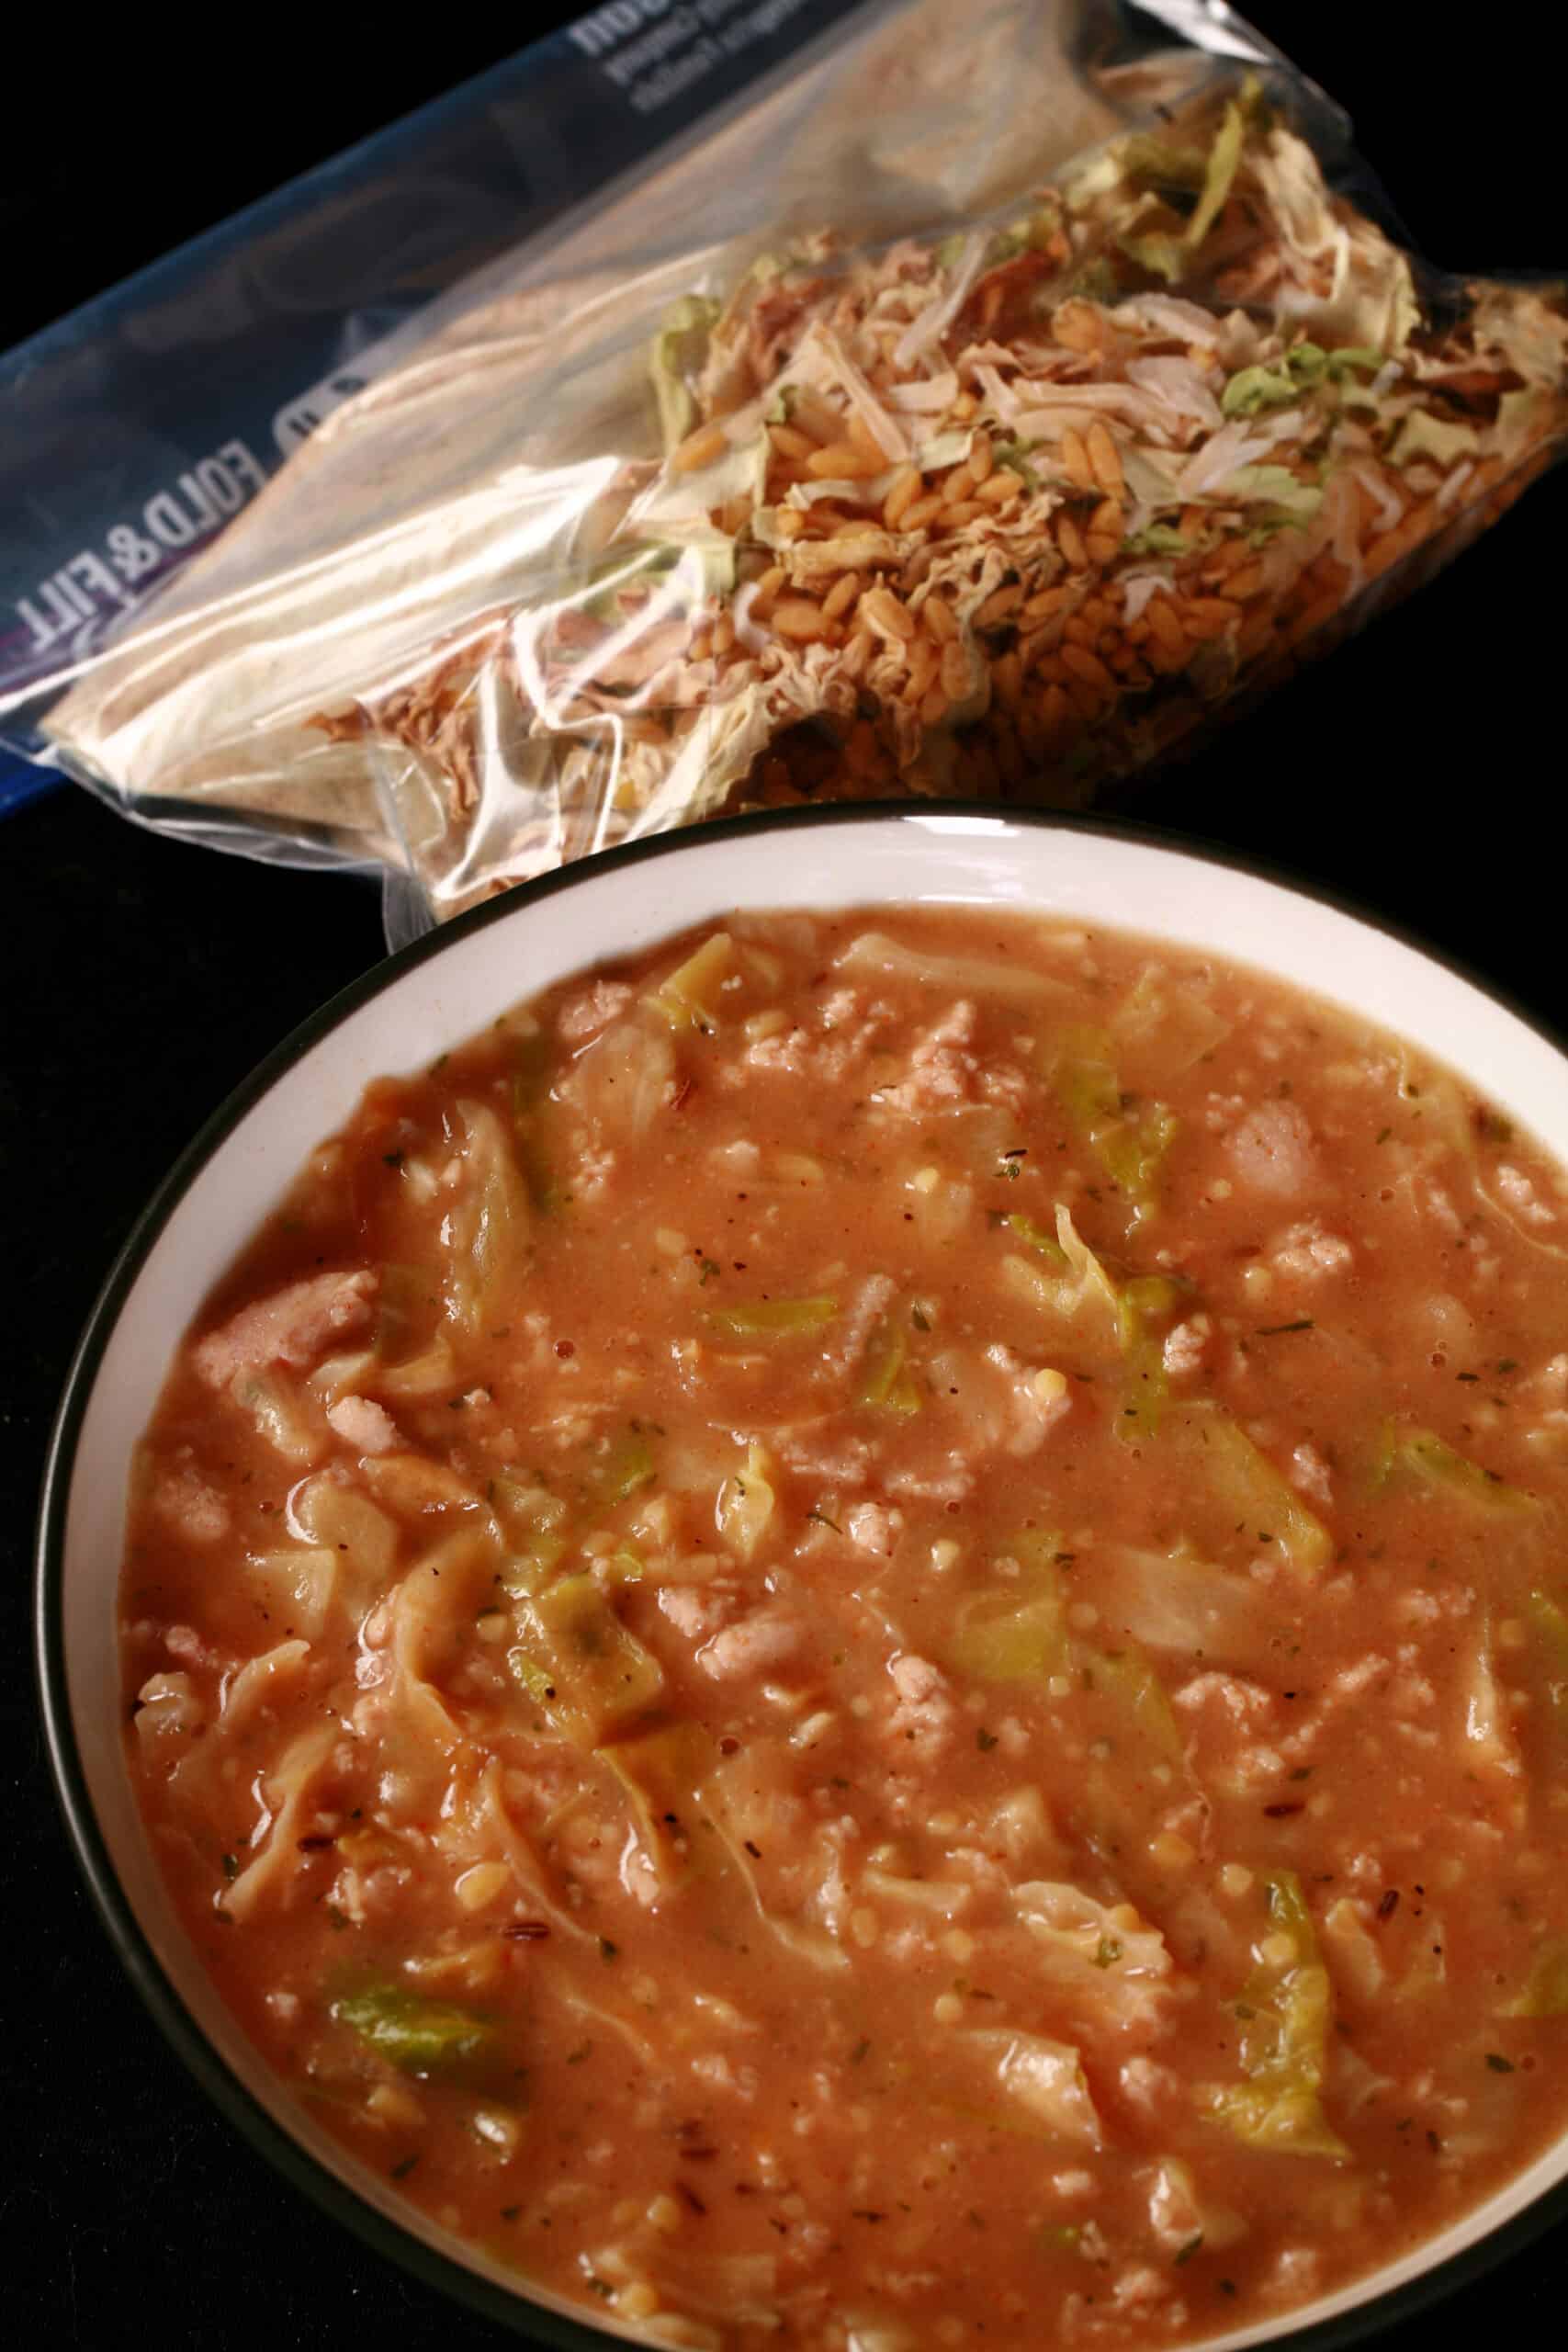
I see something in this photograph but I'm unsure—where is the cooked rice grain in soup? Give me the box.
[123,910,1568,2348]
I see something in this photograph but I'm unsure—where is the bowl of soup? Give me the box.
[38,807,1568,2350]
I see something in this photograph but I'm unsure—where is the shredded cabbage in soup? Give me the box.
[123,909,1568,2350]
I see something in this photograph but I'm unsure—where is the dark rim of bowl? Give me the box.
[35,799,1568,2349]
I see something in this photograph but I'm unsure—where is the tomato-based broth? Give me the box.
[121,910,1568,2349]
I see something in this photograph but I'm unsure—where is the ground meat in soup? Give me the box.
[122,908,1568,2351]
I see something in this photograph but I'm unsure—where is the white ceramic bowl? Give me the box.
[38,806,1568,2348]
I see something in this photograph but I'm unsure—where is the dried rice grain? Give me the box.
[883,466,922,529]
[1060,429,1094,492]
[1087,422,1125,499]
[862,586,917,642]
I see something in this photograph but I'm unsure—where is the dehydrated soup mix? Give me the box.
[6,1,1565,935]
[126,906,1568,2347]
[310,80,1568,850]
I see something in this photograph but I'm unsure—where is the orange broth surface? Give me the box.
[121,908,1568,2350]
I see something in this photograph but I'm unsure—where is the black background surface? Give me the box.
[5,6,1565,2342]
